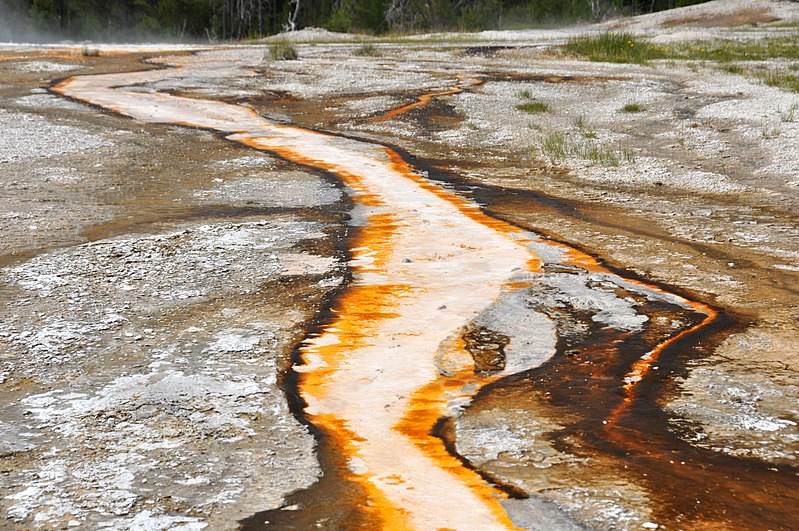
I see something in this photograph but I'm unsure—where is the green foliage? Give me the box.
[326,7,353,33]
[563,32,666,64]
[324,0,390,33]
[540,130,635,166]
[516,101,549,114]
[541,132,567,163]
[458,0,501,31]
[620,102,645,113]
[269,39,299,60]
[353,42,381,57]
[26,0,214,40]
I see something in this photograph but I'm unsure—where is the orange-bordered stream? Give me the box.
[52,49,799,530]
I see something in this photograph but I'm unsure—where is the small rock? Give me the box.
[642,523,659,529]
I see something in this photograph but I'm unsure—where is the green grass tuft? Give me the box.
[780,104,797,122]
[761,121,781,139]
[353,43,381,57]
[539,131,635,166]
[758,69,799,93]
[564,32,799,66]
[516,101,549,114]
[541,132,567,163]
[720,63,745,75]
[620,102,645,113]
[671,34,799,62]
[269,39,299,61]
[579,142,619,165]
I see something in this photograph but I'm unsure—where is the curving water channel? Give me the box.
[51,49,790,529]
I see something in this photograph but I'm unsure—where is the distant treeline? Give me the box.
[0,0,710,41]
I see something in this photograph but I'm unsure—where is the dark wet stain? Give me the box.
[462,325,509,375]
[392,98,466,132]
[673,105,697,120]
[462,45,514,57]
[222,90,302,105]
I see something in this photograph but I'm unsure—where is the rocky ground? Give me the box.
[1,0,798,529]
[0,49,350,529]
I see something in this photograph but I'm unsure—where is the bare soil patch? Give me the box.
[663,7,782,27]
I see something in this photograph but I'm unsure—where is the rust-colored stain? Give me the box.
[663,7,781,27]
[558,246,718,436]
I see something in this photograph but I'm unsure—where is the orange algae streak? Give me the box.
[373,75,483,122]
[317,414,414,531]
[240,137,527,527]
[396,369,523,530]
[299,282,409,396]
[385,149,543,274]
[376,87,459,121]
